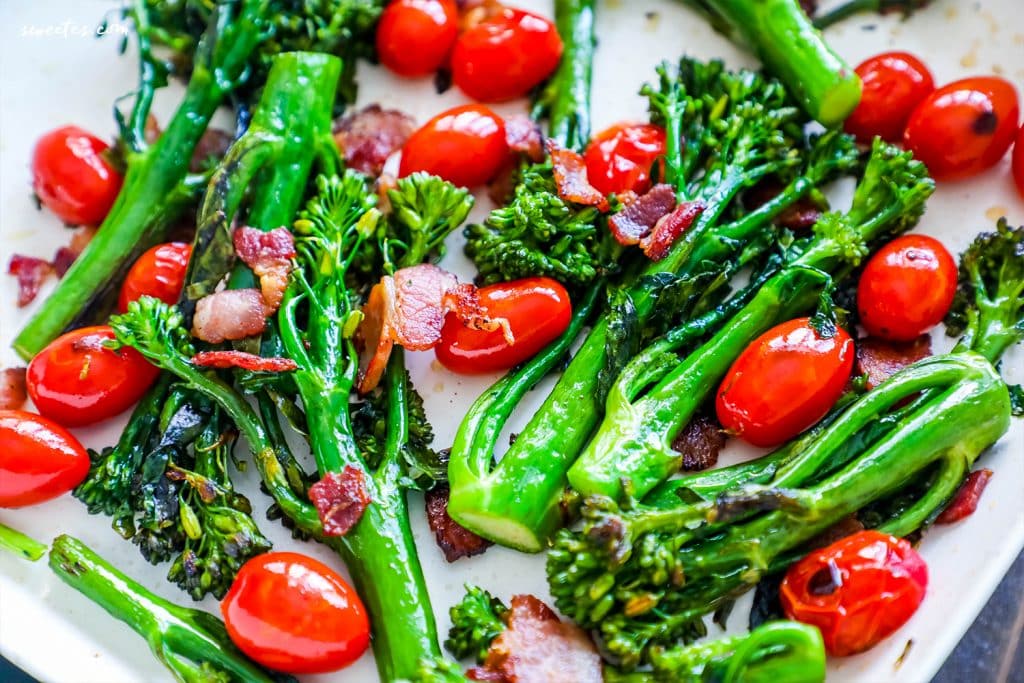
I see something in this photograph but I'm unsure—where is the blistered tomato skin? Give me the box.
[118,242,192,312]
[27,326,160,427]
[399,104,509,187]
[222,552,371,674]
[583,123,667,196]
[904,76,1020,180]
[857,235,958,342]
[32,125,123,226]
[0,409,90,508]
[716,317,854,448]
[844,51,935,142]
[376,0,459,77]
[781,530,928,657]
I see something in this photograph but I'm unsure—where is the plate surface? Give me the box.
[1,1,1022,682]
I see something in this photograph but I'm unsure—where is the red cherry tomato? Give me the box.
[1012,124,1024,197]
[844,52,935,143]
[222,552,370,674]
[583,123,667,196]
[27,326,160,427]
[118,242,192,313]
[399,104,508,187]
[436,277,572,374]
[857,235,957,342]
[781,530,928,657]
[0,409,90,508]
[716,318,854,448]
[904,76,1020,181]
[451,7,563,102]
[376,0,458,77]
[32,125,123,226]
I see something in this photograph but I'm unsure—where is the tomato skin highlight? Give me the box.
[857,235,957,342]
[435,277,572,374]
[376,0,458,77]
[32,125,123,226]
[715,318,854,448]
[399,104,508,187]
[118,242,192,312]
[221,552,370,674]
[904,76,1020,181]
[583,123,667,196]
[27,326,160,427]
[451,7,563,102]
[844,51,934,143]
[0,409,90,508]
[1013,124,1024,197]
[781,530,928,657]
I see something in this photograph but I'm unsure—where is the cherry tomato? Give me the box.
[399,104,508,187]
[117,242,192,313]
[1012,123,1024,197]
[857,235,957,342]
[844,52,934,143]
[32,125,123,226]
[781,530,928,657]
[222,552,370,674]
[716,318,854,448]
[376,0,458,77]
[0,409,90,508]
[583,123,667,196]
[904,76,1020,181]
[436,277,572,374]
[27,326,160,427]
[451,7,563,102]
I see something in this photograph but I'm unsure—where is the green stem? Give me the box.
[812,0,883,30]
[0,522,47,561]
[532,0,596,150]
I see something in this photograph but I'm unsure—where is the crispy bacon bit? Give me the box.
[53,226,98,277]
[607,183,676,246]
[334,105,417,177]
[855,336,932,390]
[233,226,296,314]
[308,466,371,536]
[548,141,609,212]
[0,368,28,410]
[8,254,54,307]
[471,595,603,683]
[190,128,234,172]
[807,515,865,550]
[936,469,993,524]
[505,116,544,163]
[191,351,297,373]
[671,413,726,472]
[424,485,492,562]
[191,289,267,343]
[746,180,822,231]
[641,199,705,261]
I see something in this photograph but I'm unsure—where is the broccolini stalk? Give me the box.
[812,0,934,30]
[0,522,47,561]
[49,535,292,683]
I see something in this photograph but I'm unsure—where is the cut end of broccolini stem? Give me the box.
[0,522,48,562]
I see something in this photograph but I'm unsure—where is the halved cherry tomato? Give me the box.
[435,277,572,374]
[399,104,508,187]
[583,123,667,196]
[904,76,1020,180]
[27,325,159,427]
[857,234,957,342]
[1012,123,1024,197]
[451,7,563,102]
[222,552,370,674]
[0,409,90,508]
[376,0,458,77]
[118,242,192,312]
[32,125,123,226]
[781,530,928,657]
[844,51,934,142]
[716,317,854,448]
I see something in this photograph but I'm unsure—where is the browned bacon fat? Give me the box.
[671,412,726,472]
[547,141,609,212]
[425,484,492,562]
[191,351,297,373]
[233,226,295,314]
[607,183,675,245]
[8,255,53,307]
[191,289,267,344]
[641,199,705,261]
[334,105,417,177]
[855,335,932,390]
[505,116,544,163]
[308,465,371,537]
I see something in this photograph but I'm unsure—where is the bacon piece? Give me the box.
[936,469,993,524]
[505,116,544,163]
[473,595,603,683]
[424,485,492,562]
[308,466,371,536]
[745,180,822,231]
[53,226,98,277]
[641,199,705,261]
[191,351,297,373]
[0,368,28,410]
[191,289,267,343]
[233,227,296,314]
[671,412,725,472]
[608,183,676,246]
[190,128,234,172]
[334,105,417,177]
[548,141,609,212]
[8,255,54,307]
[855,335,932,390]
[807,515,865,550]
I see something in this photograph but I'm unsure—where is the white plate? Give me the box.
[1,1,1022,681]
